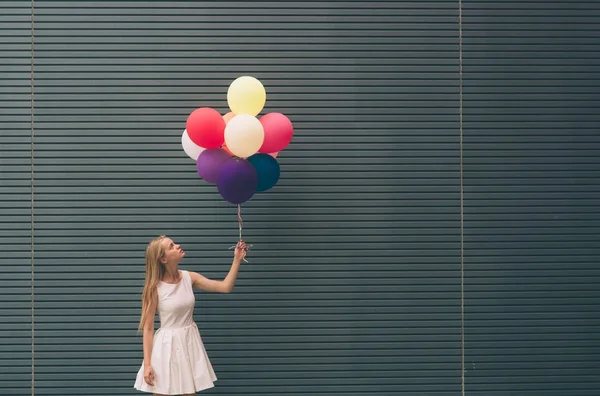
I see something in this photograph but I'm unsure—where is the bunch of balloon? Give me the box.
[180,76,294,252]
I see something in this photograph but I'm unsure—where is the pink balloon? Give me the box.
[269,152,279,158]
[259,113,293,154]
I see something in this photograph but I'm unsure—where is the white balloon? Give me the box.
[181,129,205,160]
[224,114,265,158]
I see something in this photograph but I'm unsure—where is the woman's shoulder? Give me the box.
[180,269,194,285]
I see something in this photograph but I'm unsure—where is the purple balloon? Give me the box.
[196,148,230,184]
[217,158,258,204]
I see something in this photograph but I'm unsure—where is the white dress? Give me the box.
[134,270,217,394]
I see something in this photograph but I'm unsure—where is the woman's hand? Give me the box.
[144,365,155,386]
[234,240,249,262]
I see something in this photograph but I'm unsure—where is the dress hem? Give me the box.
[133,379,217,395]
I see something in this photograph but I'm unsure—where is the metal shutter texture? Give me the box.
[1,1,32,395]
[463,1,600,395]
[3,1,597,396]
[32,1,461,395]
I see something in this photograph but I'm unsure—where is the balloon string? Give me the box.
[229,204,251,263]
[238,204,243,240]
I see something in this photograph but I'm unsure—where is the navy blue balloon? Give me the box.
[247,153,280,192]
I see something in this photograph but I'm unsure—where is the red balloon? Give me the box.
[258,113,293,154]
[186,108,226,149]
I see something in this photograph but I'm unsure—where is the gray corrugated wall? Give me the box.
[0,1,33,395]
[0,1,598,396]
[32,1,462,395]
[462,2,600,395]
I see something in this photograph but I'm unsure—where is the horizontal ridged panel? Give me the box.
[0,1,32,395]
[463,1,600,396]
[33,1,460,396]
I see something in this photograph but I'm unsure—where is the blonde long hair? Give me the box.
[138,235,167,333]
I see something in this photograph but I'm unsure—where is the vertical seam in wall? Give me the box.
[458,0,465,395]
[31,1,35,395]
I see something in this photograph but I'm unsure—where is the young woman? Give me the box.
[134,235,248,395]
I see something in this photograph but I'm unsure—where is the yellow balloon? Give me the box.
[224,114,264,158]
[227,76,266,116]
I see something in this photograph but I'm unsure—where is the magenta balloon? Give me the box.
[259,112,293,153]
[196,148,231,184]
[217,158,258,205]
